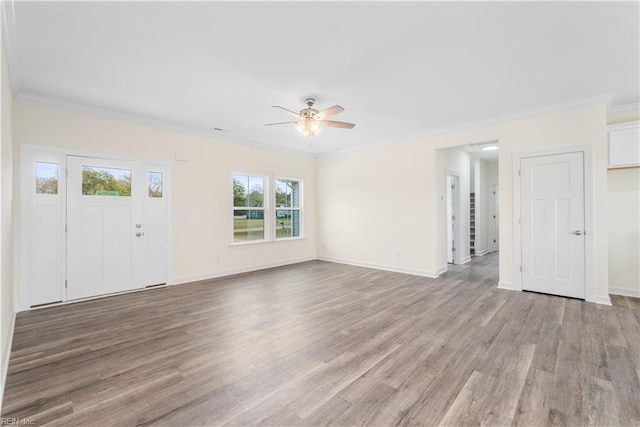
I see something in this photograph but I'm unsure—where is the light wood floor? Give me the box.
[2,254,639,426]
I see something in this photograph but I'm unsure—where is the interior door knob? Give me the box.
[136,232,144,237]
[574,230,583,235]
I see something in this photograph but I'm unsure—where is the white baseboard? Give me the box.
[316,256,440,279]
[172,257,316,285]
[437,266,448,275]
[593,294,612,306]
[609,287,640,298]
[459,256,472,265]
[0,308,17,413]
[497,281,515,290]
[474,249,489,256]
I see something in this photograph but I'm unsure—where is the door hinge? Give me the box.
[65,224,68,233]
[452,215,455,220]
[65,280,68,289]
[451,184,455,190]
[518,170,521,177]
[452,247,456,252]
[519,266,522,273]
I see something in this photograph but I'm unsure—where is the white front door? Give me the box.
[520,152,585,299]
[66,155,166,300]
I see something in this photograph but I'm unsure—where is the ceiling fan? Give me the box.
[265,98,355,136]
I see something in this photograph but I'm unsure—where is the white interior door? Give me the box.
[520,152,585,299]
[66,156,166,300]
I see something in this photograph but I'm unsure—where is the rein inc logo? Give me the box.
[1,418,34,426]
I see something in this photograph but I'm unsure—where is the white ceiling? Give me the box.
[6,1,639,156]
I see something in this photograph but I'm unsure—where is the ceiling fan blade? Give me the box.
[320,120,355,129]
[272,106,302,118]
[264,121,299,126]
[315,105,344,120]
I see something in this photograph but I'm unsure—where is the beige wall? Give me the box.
[1,33,15,404]
[318,102,610,303]
[12,100,317,306]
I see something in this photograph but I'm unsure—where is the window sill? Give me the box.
[229,237,306,247]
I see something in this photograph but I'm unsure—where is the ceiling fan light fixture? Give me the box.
[266,98,354,139]
[296,118,320,136]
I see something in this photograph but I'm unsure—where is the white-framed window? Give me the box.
[231,173,303,244]
[232,174,267,243]
[274,178,302,239]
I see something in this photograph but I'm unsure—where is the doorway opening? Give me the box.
[436,141,499,276]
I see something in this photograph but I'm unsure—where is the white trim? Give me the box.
[607,120,640,132]
[609,287,640,298]
[608,103,640,115]
[319,94,613,158]
[594,295,612,306]
[497,281,515,290]
[474,249,489,257]
[13,92,613,160]
[512,145,595,302]
[459,255,472,265]
[0,308,16,411]
[19,145,173,310]
[172,257,316,285]
[1,0,21,95]
[317,256,440,279]
[15,93,316,159]
[437,266,448,275]
[446,170,461,265]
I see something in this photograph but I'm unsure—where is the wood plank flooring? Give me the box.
[2,254,639,426]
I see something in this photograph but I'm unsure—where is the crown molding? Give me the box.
[319,93,614,158]
[608,103,640,114]
[15,92,316,159]
[1,0,21,95]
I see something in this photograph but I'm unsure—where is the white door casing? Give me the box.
[490,184,499,253]
[21,146,170,309]
[446,174,459,264]
[520,152,585,299]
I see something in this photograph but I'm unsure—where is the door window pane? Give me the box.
[233,210,264,241]
[148,171,163,198]
[36,162,58,194]
[82,166,131,196]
